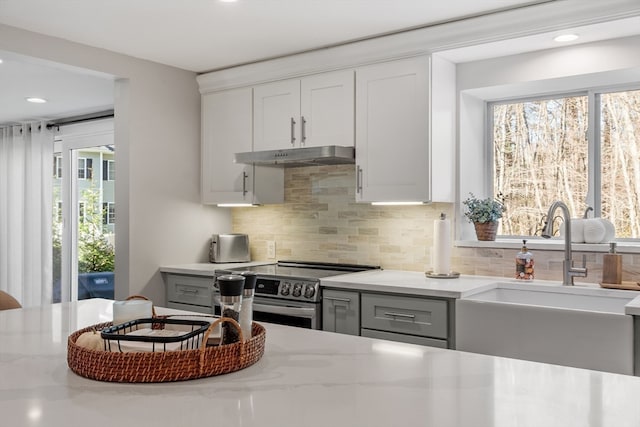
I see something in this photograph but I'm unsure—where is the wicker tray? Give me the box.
[67,317,266,383]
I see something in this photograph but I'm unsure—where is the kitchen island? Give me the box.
[2,299,640,427]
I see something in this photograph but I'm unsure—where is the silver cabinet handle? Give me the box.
[180,288,199,294]
[384,312,416,320]
[356,165,363,193]
[290,117,296,146]
[324,296,351,303]
[301,116,307,145]
[242,171,248,196]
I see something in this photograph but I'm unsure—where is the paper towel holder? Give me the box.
[425,271,460,279]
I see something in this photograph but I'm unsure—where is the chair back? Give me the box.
[0,290,22,310]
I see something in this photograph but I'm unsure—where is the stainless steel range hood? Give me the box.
[234,145,355,167]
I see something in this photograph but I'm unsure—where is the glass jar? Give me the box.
[216,274,244,345]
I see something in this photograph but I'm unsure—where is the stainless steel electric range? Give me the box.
[214,260,380,329]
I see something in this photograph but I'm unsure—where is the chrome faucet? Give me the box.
[541,200,588,286]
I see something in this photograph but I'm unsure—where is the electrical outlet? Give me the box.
[267,240,276,259]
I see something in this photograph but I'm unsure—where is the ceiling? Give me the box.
[1,0,640,125]
[0,0,547,73]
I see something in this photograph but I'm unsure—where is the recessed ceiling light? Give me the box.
[0,59,3,64]
[26,97,47,104]
[554,34,579,43]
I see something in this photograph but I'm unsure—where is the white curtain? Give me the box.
[0,122,54,307]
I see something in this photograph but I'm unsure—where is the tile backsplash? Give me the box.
[232,165,452,271]
[232,165,640,282]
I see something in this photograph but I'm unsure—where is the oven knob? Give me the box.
[280,282,291,296]
[292,283,303,297]
[304,285,316,299]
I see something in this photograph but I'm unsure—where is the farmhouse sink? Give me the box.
[464,282,634,313]
[456,282,636,375]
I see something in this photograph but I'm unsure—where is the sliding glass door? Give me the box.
[53,120,114,302]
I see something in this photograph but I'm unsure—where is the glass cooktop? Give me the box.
[219,260,380,280]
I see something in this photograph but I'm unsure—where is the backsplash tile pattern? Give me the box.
[232,165,640,283]
[233,165,452,271]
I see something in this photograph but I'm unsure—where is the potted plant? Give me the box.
[462,193,505,241]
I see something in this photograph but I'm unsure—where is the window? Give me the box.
[102,202,115,225]
[491,88,640,238]
[102,159,115,181]
[600,89,640,238]
[56,201,62,223]
[78,201,86,223]
[78,157,93,180]
[53,156,62,179]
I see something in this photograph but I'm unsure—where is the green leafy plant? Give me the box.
[52,186,114,278]
[463,193,505,224]
[77,187,114,273]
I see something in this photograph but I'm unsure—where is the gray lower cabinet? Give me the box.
[360,328,448,348]
[360,292,449,348]
[322,289,360,336]
[165,274,215,314]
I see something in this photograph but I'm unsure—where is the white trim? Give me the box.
[456,239,640,254]
[197,0,640,93]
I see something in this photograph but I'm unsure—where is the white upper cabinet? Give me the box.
[253,79,301,151]
[253,70,354,151]
[300,70,354,148]
[355,56,431,203]
[201,87,283,205]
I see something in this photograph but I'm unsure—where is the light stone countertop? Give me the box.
[3,298,640,427]
[624,297,640,315]
[160,263,640,311]
[320,270,503,298]
[160,261,272,276]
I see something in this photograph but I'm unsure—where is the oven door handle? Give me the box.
[252,303,316,318]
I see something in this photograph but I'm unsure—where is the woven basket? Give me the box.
[473,221,498,241]
[67,317,266,383]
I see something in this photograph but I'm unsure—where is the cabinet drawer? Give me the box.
[166,274,213,308]
[361,328,447,349]
[361,293,447,339]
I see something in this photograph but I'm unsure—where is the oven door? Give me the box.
[251,297,321,330]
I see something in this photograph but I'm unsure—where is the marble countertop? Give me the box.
[3,299,640,427]
[160,263,640,311]
[320,270,502,298]
[160,261,272,276]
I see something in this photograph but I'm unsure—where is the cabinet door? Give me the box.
[300,70,354,148]
[253,79,301,151]
[201,88,254,204]
[202,88,284,205]
[355,56,430,203]
[322,289,360,336]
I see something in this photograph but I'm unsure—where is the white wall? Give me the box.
[456,34,640,240]
[0,24,231,305]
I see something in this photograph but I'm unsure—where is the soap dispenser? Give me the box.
[516,239,534,280]
[602,242,622,284]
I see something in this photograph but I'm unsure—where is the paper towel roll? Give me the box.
[433,214,452,275]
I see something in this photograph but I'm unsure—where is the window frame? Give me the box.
[487,83,640,241]
[102,202,115,225]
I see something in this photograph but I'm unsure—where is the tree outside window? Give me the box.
[492,88,640,238]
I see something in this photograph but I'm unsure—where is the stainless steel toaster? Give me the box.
[209,234,250,263]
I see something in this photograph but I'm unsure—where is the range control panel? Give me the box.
[254,278,320,302]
